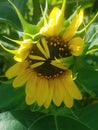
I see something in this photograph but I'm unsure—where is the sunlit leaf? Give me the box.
[0,111,26,130]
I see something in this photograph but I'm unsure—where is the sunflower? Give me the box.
[5,1,84,108]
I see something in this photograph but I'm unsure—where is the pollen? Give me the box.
[28,36,71,79]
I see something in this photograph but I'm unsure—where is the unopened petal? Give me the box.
[14,41,33,62]
[40,0,66,37]
[40,7,62,36]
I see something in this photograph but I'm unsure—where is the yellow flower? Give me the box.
[6,2,84,108]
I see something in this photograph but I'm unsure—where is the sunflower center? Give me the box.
[28,36,71,79]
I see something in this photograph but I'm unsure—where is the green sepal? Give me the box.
[3,36,22,45]
[8,0,40,39]
[0,43,17,54]
[37,0,48,28]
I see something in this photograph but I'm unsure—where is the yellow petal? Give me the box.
[63,9,83,42]
[5,61,29,78]
[25,71,37,98]
[36,78,49,106]
[29,55,45,61]
[30,62,44,69]
[36,42,49,58]
[53,78,63,106]
[26,96,35,105]
[25,72,37,105]
[51,60,67,70]
[41,38,50,58]
[13,69,31,88]
[44,79,54,108]
[63,86,74,108]
[68,37,84,56]
[63,71,82,100]
[60,77,73,108]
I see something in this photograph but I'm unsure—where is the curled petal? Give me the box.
[68,37,84,56]
[63,9,84,42]
[14,49,30,62]
[14,40,33,62]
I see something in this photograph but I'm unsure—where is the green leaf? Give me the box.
[28,115,90,130]
[0,110,91,130]
[0,83,26,110]
[74,103,98,130]
[73,55,98,92]
[0,0,27,30]
[77,65,98,91]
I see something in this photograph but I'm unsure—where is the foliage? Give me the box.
[0,0,98,129]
